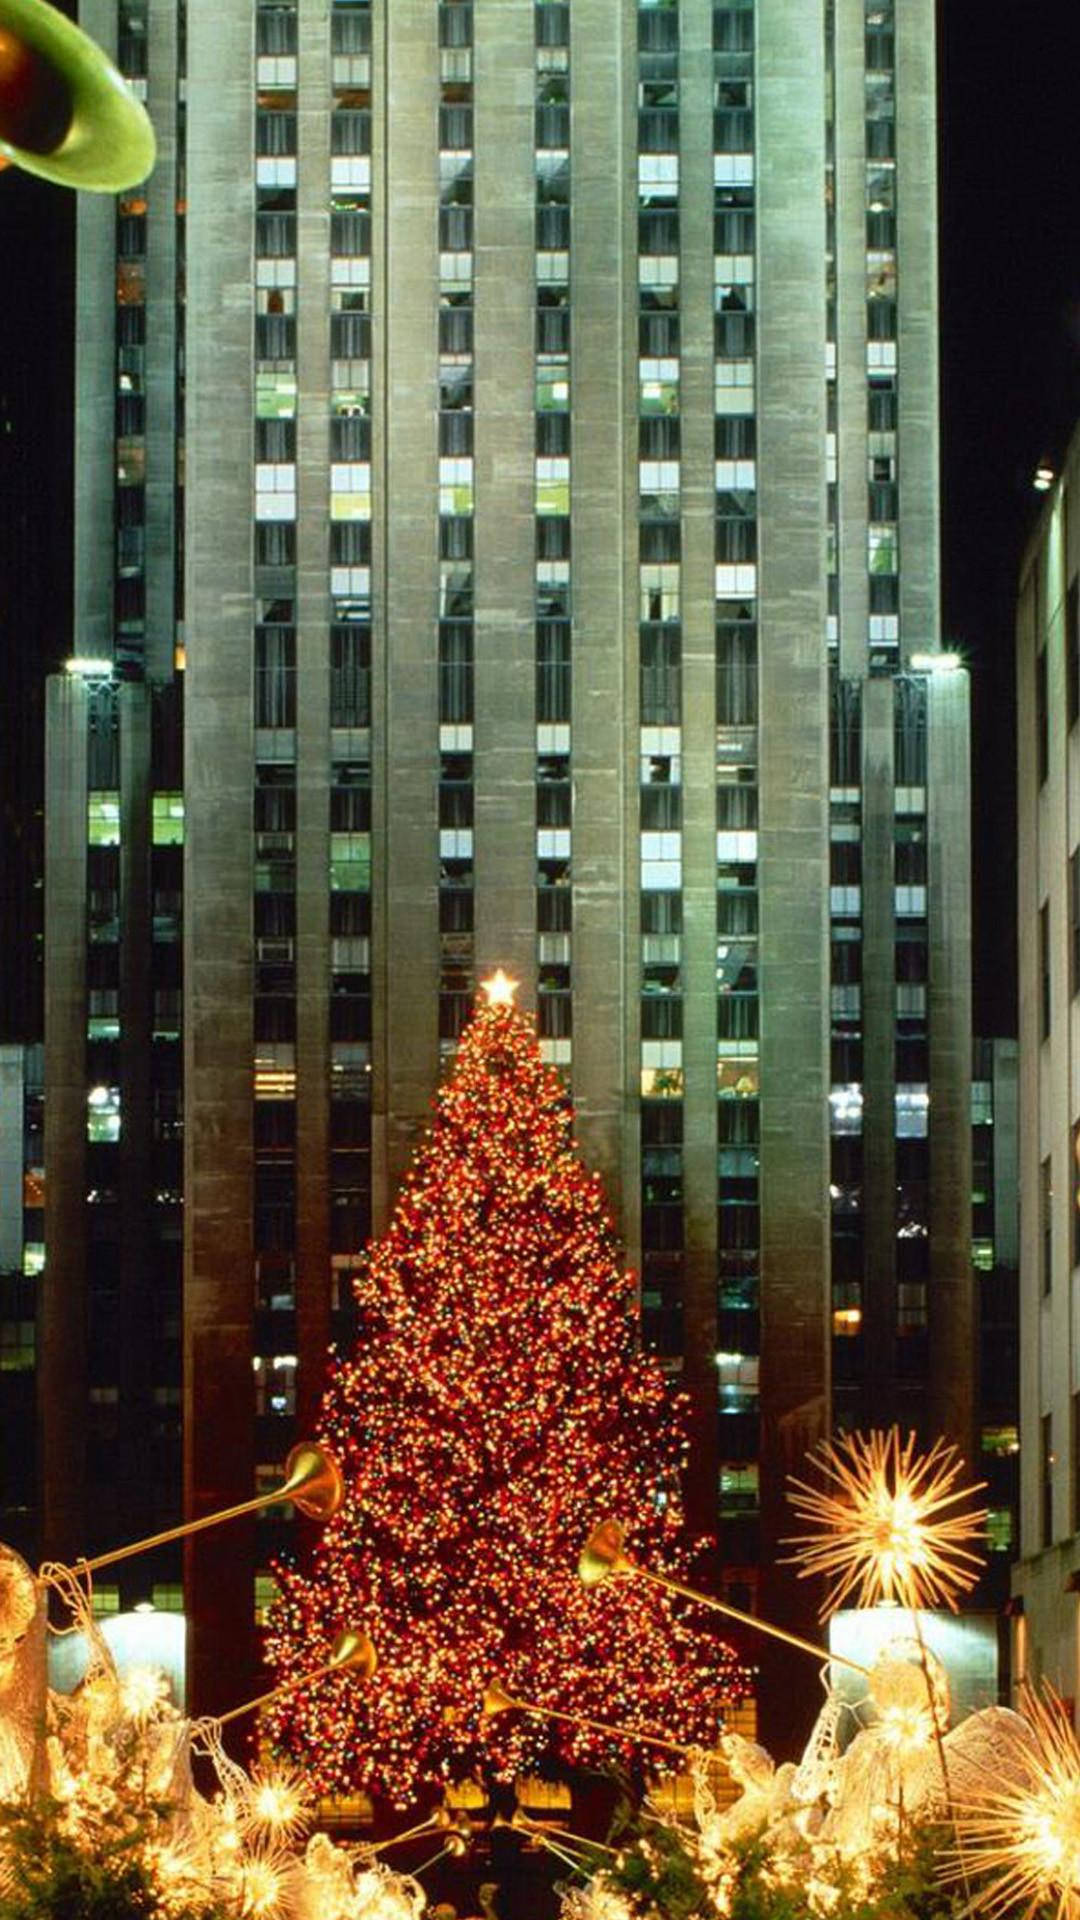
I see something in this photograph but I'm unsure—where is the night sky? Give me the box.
[939,0,1080,1035]
[2,2,1080,1042]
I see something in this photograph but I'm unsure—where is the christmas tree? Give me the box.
[264,976,750,1804]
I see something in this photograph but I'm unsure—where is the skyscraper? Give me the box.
[43,0,972,1747]
[1013,428,1080,1690]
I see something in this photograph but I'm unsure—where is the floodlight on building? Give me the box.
[1033,460,1055,493]
[64,656,113,677]
[910,651,962,673]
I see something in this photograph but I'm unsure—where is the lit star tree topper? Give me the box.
[264,987,750,1804]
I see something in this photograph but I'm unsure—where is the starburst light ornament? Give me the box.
[784,1426,987,1616]
[233,1847,298,1920]
[119,1663,175,1724]
[244,1761,314,1845]
[945,1682,1080,1920]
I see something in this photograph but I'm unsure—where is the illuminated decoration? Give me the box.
[0,1546,36,1673]
[566,1438,1002,1920]
[577,1517,871,1678]
[867,1640,949,1755]
[784,1426,987,1616]
[64,1436,343,1580]
[233,1847,297,1920]
[0,0,155,190]
[481,1675,692,1757]
[118,1663,175,1726]
[0,1543,44,1805]
[945,1682,1080,1920]
[214,1630,377,1732]
[0,1543,430,1920]
[244,1763,315,1846]
[561,1883,635,1920]
[266,989,749,1802]
[562,1693,1047,1920]
[479,967,519,1007]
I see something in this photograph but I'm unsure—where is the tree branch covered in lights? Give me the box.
[265,990,750,1803]
[0,1791,228,1920]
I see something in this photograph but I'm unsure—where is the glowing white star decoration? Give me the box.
[480,968,519,1007]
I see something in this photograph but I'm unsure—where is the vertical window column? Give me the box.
[865,0,898,667]
[85,689,123,1493]
[894,675,929,1364]
[329,747,371,1310]
[829,681,864,1381]
[251,396,298,1618]
[535,0,572,1067]
[637,0,684,1358]
[326,0,373,1338]
[254,0,298,580]
[148,696,183,1537]
[714,0,758,1529]
[115,0,150,671]
[823,0,838,658]
[437,0,475,1061]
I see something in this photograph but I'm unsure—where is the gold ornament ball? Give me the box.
[868,1638,949,1733]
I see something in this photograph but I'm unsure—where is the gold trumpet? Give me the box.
[578,1519,871,1679]
[364,1809,472,1857]
[213,1628,377,1730]
[406,1833,470,1874]
[0,0,154,190]
[482,1677,699,1757]
[65,1440,345,1579]
[493,1810,613,1873]
[496,1809,613,1852]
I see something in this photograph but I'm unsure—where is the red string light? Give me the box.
[264,995,750,1804]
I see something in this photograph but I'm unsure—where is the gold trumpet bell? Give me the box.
[481,1679,516,1718]
[281,1441,345,1522]
[328,1629,377,1680]
[578,1518,631,1587]
[0,0,154,191]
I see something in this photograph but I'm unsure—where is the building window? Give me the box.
[330,832,371,892]
[87,1085,121,1144]
[87,791,121,847]
[1041,900,1051,1041]
[985,1508,1014,1554]
[1060,572,1068,729]
[0,1321,34,1371]
[719,1461,759,1518]
[1060,856,1068,1006]
[1042,1155,1053,1296]
[1037,644,1049,787]
[152,792,184,846]
[255,625,297,727]
[1074,1122,1080,1273]
[254,1572,280,1626]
